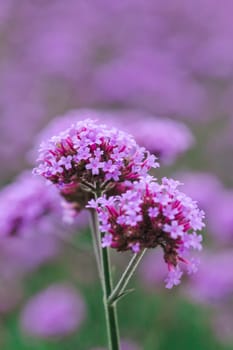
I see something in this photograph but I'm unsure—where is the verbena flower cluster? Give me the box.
[35,119,204,288]
[89,176,205,288]
[34,119,158,211]
[32,109,194,165]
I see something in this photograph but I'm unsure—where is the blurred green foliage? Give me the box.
[1,251,231,350]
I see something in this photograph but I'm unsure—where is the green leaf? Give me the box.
[110,288,135,304]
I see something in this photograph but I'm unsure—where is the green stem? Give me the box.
[108,249,146,306]
[89,208,102,279]
[90,209,120,350]
[102,247,120,350]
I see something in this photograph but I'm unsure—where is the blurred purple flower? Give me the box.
[208,190,233,244]
[206,117,233,183]
[0,171,88,237]
[2,0,233,187]
[138,250,167,289]
[99,110,194,164]
[20,284,86,338]
[92,48,207,119]
[120,339,141,350]
[184,251,233,303]
[0,62,47,183]
[1,0,233,177]
[0,0,12,26]
[176,171,223,211]
[177,172,233,244]
[0,235,59,280]
[0,171,89,278]
[0,171,64,238]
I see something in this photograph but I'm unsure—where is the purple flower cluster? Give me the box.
[0,170,90,320]
[0,171,63,237]
[184,251,233,303]
[0,170,90,279]
[89,176,204,288]
[208,190,233,244]
[176,171,233,245]
[34,119,158,211]
[0,235,59,279]
[0,172,63,282]
[112,111,194,164]
[176,171,223,211]
[20,284,86,338]
[34,119,205,290]
[32,109,194,166]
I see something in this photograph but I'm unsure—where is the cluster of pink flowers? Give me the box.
[31,109,194,166]
[89,176,204,288]
[34,119,204,289]
[34,119,158,211]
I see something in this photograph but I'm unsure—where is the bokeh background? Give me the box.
[0,1,233,349]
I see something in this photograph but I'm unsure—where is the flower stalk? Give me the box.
[33,117,205,347]
[108,249,146,306]
[90,208,120,350]
[89,208,102,279]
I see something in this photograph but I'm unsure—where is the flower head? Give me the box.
[34,119,159,211]
[32,109,193,166]
[0,172,62,237]
[90,176,205,288]
[0,171,88,238]
[184,251,233,303]
[20,284,86,338]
